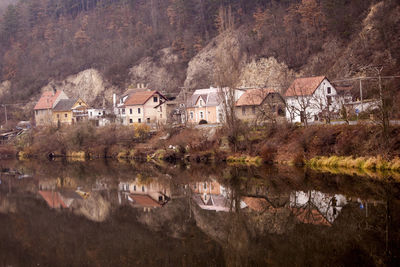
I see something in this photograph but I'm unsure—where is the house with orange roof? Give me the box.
[117,90,168,126]
[284,76,340,124]
[235,88,286,124]
[34,89,68,126]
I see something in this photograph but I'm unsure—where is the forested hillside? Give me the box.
[0,0,399,104]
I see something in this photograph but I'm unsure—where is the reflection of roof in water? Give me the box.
[242,197,273,212]
[39,191,67,209]
[129,194,161,208]
[192,194,230,212]
[291,207,331,226]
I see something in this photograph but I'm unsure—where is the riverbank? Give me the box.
[3,123,400,169]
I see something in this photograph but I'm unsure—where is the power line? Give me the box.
[333,75,400,83]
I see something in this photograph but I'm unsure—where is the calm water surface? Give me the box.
[0,159,399,266]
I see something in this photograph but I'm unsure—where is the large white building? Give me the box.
[284,76,341,123]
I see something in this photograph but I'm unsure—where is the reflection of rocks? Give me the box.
[76,193,110,222]
[0,196,17,214]
[136,198,190,239]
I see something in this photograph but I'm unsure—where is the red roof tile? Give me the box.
[242,197,273,212]
[130,194,161,208]
[292,207,331,226]
[34,90,63,110]
[39,191,67,209]
[124,91,166,106]
[285,76,326,97]
[236,88,276,106]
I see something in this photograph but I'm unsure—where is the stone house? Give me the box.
[235,88,286,124]
[34,90,68,126]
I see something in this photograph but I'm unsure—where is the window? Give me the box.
[147,118,150,123]
[122,109,125,115]
[199,99,203,106]
[79,102,82,105]
[278,107,284,116]
[153,96,158,102]
[57,114,59,119]
[134,185,136,191]
[130,109,133,114]
[160,106,162,112]
[200,112,204,119]
[138,108,141,114]
[159,196,163,202]
[252,106,256,114]
[35,110,38,115]
[190,112,194,119]
[327,87,331,94]
[314,115,319,121]
[242,106,246,115]
[204,183,207,190]
[129,119,133,123]
[142,186,145,192]
[89,112,92,117]
[64,114,68,118]
[138,118,141,123]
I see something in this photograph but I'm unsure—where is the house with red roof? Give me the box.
[34,89,69,126]
[284,76,340,124]
[117,90,168,126]
[235,88,286,124]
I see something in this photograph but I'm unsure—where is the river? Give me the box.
[0,159,399,266]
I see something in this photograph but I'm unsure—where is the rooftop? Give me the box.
[53,99,78,112]
[34,90,63,110]
[124,91,166,106]
[285,76,326,97]
[236,88,276,106]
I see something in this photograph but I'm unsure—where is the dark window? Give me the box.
[130,109,132,114]
[327,87,331,94]
[64,114,67,118]
[314,115,318,121]
[158,196,163,202]
[134,185,136,191]
[138,118,141,123]
[142,186,145,192]
[278,107,284,116]
[138,108,141,114]
[204,183,207,190]
[153,96,158,102]
[147,118,150,123]
[129,119,133,123]
[242,106,246,115]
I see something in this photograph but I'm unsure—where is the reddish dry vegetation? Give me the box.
[0,144,16,158]
[256,124,400,164]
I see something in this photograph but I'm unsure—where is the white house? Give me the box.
[284,76,341,123]
[87,108,111,126]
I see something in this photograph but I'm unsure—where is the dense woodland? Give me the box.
[0,0,399,103]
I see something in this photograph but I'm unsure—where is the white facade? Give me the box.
[286,78,341,123]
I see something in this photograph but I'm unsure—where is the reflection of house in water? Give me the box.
[190,180,246,212]
[118,178,170,211]
[38,190,82,209]
[290,191,347,226]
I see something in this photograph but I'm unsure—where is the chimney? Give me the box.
[113,93,116,108]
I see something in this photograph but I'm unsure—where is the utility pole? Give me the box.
[3,104,7,124]
[359,79,364,112]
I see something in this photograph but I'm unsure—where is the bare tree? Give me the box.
[285,84,313,126]
[214,36,242,152]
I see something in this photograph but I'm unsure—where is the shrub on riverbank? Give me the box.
[308,156,400,172]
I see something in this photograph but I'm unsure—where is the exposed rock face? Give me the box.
[129,48,185,92]
[239,57,296,93]
[0,80,11,99]
[41,69,115,106]
[184,30,245,90]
